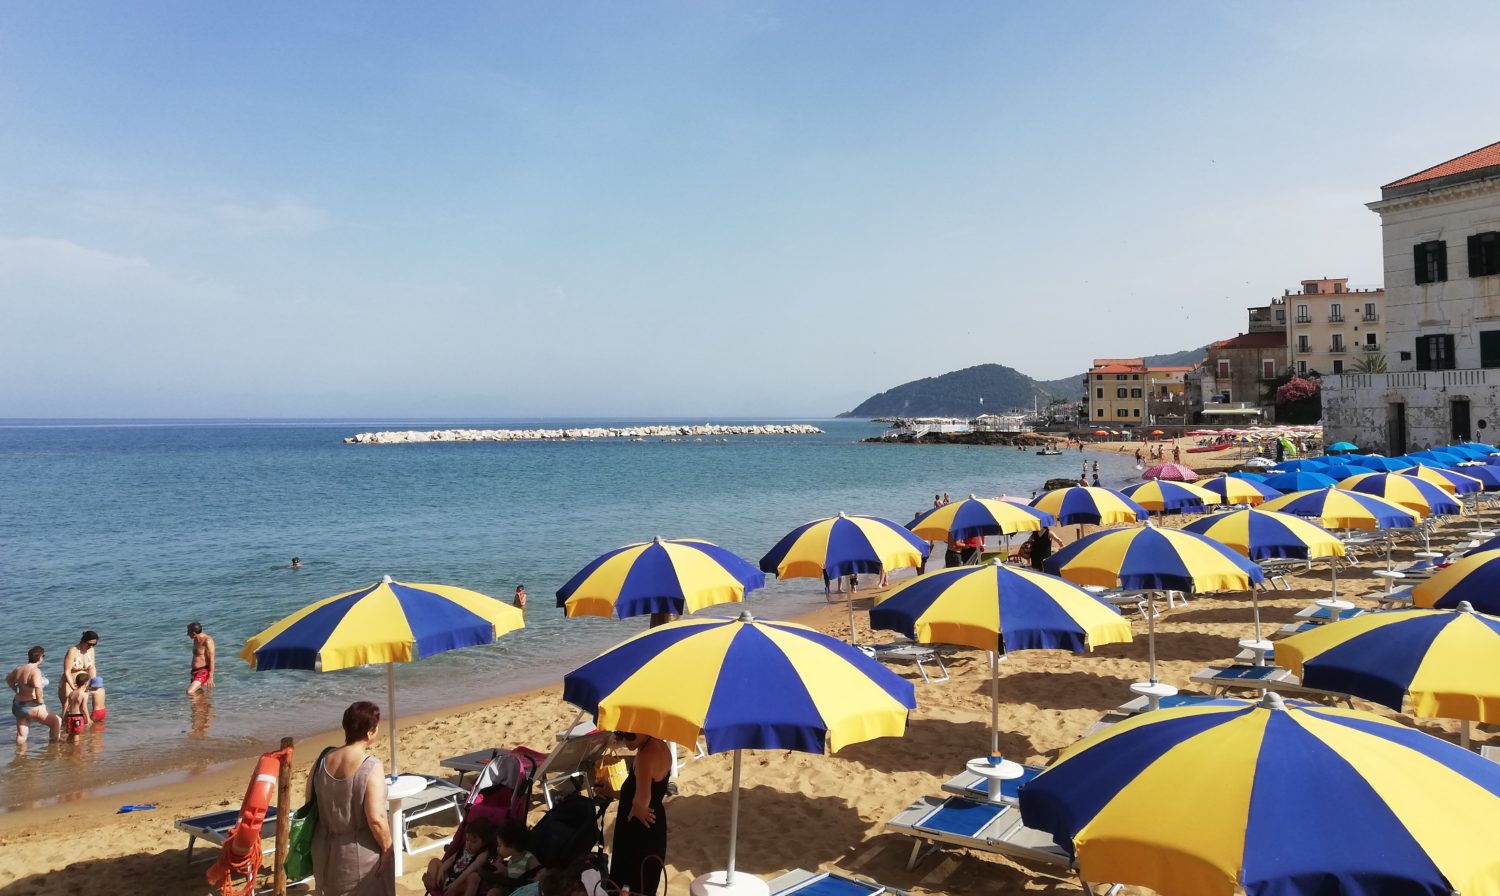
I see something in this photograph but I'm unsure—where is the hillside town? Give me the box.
[1074,138,1500,453]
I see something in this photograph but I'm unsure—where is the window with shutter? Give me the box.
[1415,241,1448,284]
[1482,331,1500,369]
[1417,334,1455,371]
[1471,232,1500,277]
[1416,336,1431,370]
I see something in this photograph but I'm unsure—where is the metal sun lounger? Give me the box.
[441,727,612,807]
[1190,665,1353,706]
[883,795,1121,892]
[391,776,467,858]
[175,805,280,864]
[768,868,909,896]
[940,764,1044,803]
[868,642,950,683]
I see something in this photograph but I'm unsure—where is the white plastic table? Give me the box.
[386,774,427,878]
[964,755,1025,804]
[1129,680,1178,711]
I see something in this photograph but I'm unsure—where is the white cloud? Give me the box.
[69,188,329,237]
[0,235,149,279]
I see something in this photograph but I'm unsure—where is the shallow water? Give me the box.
[0,418,1137,808]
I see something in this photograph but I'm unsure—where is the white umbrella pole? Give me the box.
[1148,602,1158,684]
[847,590,857,646]
[387,662,399,776]
[727,748,744,877]
[989,650,1000,757]
[1252,588,1263,642]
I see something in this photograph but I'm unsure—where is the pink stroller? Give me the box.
[429,748,540,894]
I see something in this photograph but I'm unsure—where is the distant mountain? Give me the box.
[839,346,1209,417]
[837,364,1053,418]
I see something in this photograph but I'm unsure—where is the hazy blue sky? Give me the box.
[3,2,1496,418]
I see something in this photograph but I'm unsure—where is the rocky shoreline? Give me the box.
[863,431,1064,446]
[343,423,824,444]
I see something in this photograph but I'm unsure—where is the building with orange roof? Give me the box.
[1083,359,1199,426]
[1323,139,1500,451]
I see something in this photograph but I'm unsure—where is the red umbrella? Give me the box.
[1142,463,1199,482]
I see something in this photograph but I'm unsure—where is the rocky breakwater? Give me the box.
[344,423,824,444]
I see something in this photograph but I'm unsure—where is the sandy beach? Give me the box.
[3,478,1491,896]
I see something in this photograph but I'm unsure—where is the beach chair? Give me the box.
[1189,665,1353,706]
[865,641,950,683]
[940,764,1043,803]
[882,795,1121,893]
[1293,603,1364,625]
[175,805,279,864]
[441,727,611,809]
[1481,745,1500,764]
[392,775,468,859]
[767,868,909,896]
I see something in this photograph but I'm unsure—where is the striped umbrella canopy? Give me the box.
[1260,487,1419,530]
[1454,464,1500,490]
[1045,526,1264,682]
[1120,480,1221,514]
[1182,509,1344,562]
[1413,550,1500,613]
[1337,472,1462,516]
[907,494,1054,541]
[1141,463,1199,481]
[242,576,525,772]
[1402,464,1484,496]
[1030,486,1148,527]
[1227,471,1269,482]
[1278,603,1500,738]
[1018,693,1500,896]
[563,611,915,889]
[870,561,1130,762]
[1198,476,1283,506]
[1349,454,1413,472]
[1261,470,1338,492]
[555,537,766,619]
[759,513,928,580]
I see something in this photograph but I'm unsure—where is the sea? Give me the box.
[0,418,1140,809]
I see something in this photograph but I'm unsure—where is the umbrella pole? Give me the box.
[387,662,399,776]
[727,748,744,878]
[1147,602,1158,684]
[1463,719,1472,750]
[1252,588,1263,642]
[989,650,1000,757]
[847,589,857,646]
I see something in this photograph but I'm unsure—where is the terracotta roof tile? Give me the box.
[1385,140,1500,189]
[1209,332,1286,350]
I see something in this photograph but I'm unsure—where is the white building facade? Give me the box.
[1323,141,1500,452]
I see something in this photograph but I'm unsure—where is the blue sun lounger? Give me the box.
[175,805,279,863]
[768,868,907,896]
[940,764,1044,803]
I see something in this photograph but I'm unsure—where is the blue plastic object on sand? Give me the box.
[117,804,158,813]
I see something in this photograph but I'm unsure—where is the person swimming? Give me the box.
[290,556,301,569]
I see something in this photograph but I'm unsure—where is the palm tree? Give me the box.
[1352,353,1387,374]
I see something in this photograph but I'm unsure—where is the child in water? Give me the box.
[63,672,90,741]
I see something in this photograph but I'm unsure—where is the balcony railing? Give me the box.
[1329,314,1344,322]
[1363,312,1379,322]
[1296,343,1311,354]
[1328,343,1347,353]
[1295,315,1312,324]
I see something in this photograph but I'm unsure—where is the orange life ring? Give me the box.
[207,748,287,896]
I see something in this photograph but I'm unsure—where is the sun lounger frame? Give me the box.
[174,805,280,864]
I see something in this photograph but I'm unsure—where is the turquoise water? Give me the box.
[0,419,1137,807]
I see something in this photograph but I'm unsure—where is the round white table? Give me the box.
[1238,638,1274,666]
[385,774,427,878]
[966,755,1026,804]
[1315,597,1355,624]
[1130,680,1177,711]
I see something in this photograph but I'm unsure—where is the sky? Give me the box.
[3,2,1498,418]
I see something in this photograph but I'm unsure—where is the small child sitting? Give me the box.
[478,819,540,896]
[424,817,495,896]
[63,672,91,741]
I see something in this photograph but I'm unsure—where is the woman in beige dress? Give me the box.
[311,701,394,896]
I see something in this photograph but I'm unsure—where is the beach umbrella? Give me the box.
[1265,458,1324,472]
[1454,464,1500,490]
[1326,441,1359,453]
[1030,486,1147,527]
[1120,480,1220,515]
[1402,464,1484,496]
[1412,448,1470,466]
[907,494,1053,541]
[1337,472,1462,516]
[1227,471,1269,482]
[1349,454,1412,472]
[242,576,524,773]
[1261,470,1338,492]
[1018,692,1500,896]
[760,513,928,642]
[1278,602,1500,747]
[1446,445,1493,460]
[1183,509,1344,641]
[1092,429,1109,437]
[1260,487,1419,530]
[1314,463,1365,481]
[1045,527,1263,684]
[1198,476,1283,506]
[870,561,1131,773]
[555,537,765,619]
[1140,462,1198,481]
[563,611,914,895]
[1413,550,1500,613]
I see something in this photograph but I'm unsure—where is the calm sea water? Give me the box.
[0,418,1137,807]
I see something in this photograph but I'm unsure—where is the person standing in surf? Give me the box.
[187,622,215,696]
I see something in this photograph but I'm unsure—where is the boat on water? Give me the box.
[1186,441,1233,454]
[1036,447,1063,456]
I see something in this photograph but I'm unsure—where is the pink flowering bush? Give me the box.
[1276,377,1319,406]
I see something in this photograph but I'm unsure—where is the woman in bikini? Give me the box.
[59,631,98,718]
[8,646,62,744]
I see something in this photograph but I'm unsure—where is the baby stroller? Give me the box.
[437,748,540,872]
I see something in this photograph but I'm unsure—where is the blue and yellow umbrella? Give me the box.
[1278,603,1500,741]
[555,537,765,619]
[1120,480,1220,514]
[1182,508,1344,562]
[563,611,915,889]
[1260,487,1419,530]
[1199,475,1283,506]
[1030,486,1147,527]
[1403,464,1484,496]
[1337,472,1462,516]
[1045,526,1264,682]
[1414,550,1500,613]
[243,575,525,772]
[759,513,928,580]
[1018,693,1500,896]
[871,561,1130,766]
[906,494,1054,541]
